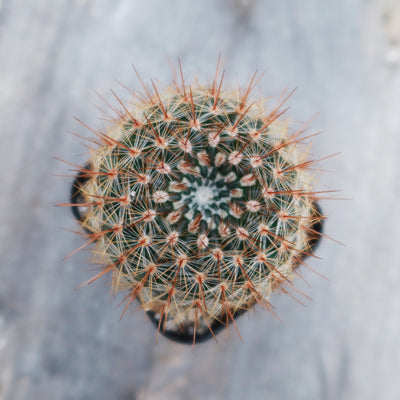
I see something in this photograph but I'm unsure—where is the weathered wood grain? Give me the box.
[1,0,400,399]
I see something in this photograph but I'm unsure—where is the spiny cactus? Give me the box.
[65,64,326,344]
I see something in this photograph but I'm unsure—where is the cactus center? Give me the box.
[194,185,215,207]
[179,175,231,223]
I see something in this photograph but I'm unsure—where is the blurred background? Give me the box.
[1,0,400,399]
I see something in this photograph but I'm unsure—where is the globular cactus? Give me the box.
[66,64,325,344]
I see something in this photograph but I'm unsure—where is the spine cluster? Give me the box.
[67,67,325,343]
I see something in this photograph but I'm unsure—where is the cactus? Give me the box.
[66,64,325,344]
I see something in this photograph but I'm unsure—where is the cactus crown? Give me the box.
[68,66,324,343]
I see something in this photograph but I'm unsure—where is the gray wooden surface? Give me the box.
[1,0,400,399]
